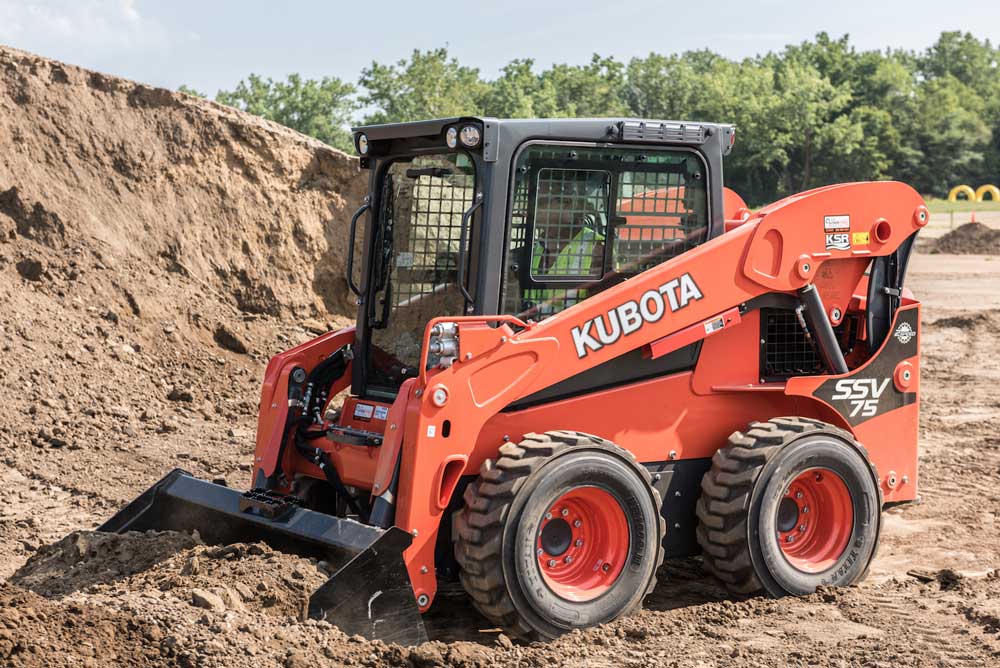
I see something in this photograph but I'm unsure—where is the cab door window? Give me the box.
[503,145,708,320]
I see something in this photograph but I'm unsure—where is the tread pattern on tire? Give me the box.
[454,430,666,641]
[695,416,877,595]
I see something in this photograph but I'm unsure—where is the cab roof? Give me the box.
[352,116,736,160]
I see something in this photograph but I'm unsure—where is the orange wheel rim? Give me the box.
[776,468,854,573]
[536,486,629,602]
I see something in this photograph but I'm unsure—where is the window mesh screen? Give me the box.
[614,169,705,274]
[530,168,609,279]
[762,310,823,379]
[502,146,709,322]
[504,181,531,315]
[366,154,474,393]
[388,172,474,307]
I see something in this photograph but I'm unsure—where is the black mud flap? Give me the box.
[100,469,427,645]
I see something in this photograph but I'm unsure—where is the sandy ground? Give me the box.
[2,250,999,667]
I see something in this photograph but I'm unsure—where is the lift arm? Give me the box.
[507,181,926,395]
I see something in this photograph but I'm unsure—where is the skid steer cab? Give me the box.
[101,117,927,644]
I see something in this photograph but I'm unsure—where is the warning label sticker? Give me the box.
[824,215,850,232]
[703,317,725,335]
[353,403,375,421]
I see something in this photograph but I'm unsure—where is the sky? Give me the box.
[0,0,998,96]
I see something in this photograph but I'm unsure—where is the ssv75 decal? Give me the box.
[830,378,891,418]
[813,308,919,426]
[571,273,703,358]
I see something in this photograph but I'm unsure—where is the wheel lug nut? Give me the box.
[544,512,552,520]
[575,539,583,547]
[799,524,806,532]
[573,519,582,528]
[564,556,573,564]
[537,548,544,556]
[601,563,610,572]
[560,508,569,516]
[547,559,556,567]
[795,491,803,499]
[802,506,809,514]
[786,535,795,543]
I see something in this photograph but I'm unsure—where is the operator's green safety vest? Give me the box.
[525,227,605,315]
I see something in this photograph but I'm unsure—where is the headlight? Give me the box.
[357,134,369,155]
[446,127,458,149]
[459,125,481,147]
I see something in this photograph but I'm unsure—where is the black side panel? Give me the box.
[505,342,701,410]
[813,307,918,427]
[867,232,917,352]
[645,459,712,558]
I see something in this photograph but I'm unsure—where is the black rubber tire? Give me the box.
[454,431,665,641]
[696,417,882,597]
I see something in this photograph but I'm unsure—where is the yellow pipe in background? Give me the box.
[948,184,976,201]
[974,184,1000,202]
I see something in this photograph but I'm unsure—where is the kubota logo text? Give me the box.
[830,378,890,418]
[571,273,703,358]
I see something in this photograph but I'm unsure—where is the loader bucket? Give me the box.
[100,469,427,645]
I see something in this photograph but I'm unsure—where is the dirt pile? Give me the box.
[0,45,361,576]
[6,526,1000,667]
[12,530,200,597]
[12,531,332,620]
[0,45,366,319]
[932,222,1000,254]
[5,529,486,668]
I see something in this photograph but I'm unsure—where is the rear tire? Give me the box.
[454,431,665,640]
[696,417,881,597]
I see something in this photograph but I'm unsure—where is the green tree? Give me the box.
[482,59,558,118]
[894,75,992,194]
[920,32,998,98]
[359,48,489,124]
[204,31,1000,200]
[539,55,629,117]
[216,74,357,152]
[177,85,206,98]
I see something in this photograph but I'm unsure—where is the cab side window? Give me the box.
[503,146,709,320]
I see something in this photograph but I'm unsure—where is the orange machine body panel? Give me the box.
[251,181,927,610]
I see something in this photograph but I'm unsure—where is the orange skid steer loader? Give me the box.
[101,118,925,644]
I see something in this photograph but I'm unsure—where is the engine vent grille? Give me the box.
[620,121,707,144]
[760,309,824,380]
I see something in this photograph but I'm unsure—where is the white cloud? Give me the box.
[0,0,171,53]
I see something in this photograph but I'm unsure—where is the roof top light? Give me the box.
[459,125,481,147]
[446,126,458,149]
[357,133,369,155]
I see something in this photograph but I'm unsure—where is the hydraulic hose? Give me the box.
[798,284,849,375]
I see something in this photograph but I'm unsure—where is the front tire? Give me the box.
[454,431,665,640]
[696,417,881,597]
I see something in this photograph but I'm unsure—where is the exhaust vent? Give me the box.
[620,121,707,144]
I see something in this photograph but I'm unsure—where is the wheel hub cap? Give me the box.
[536,486,629,602]
[777,468,854,574]
[539,518,572,556]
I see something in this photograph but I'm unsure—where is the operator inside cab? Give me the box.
[525,172,609,317]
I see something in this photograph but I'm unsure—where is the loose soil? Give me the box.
[1,45,1000,667]
[933,222,1000,254]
